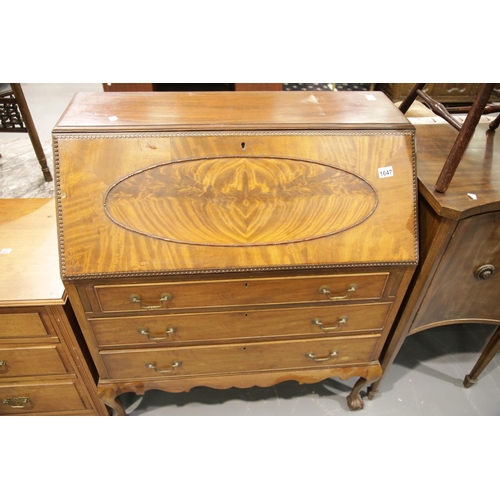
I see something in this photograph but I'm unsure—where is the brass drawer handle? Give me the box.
[306,350,338,362]
[3,397,31,408]
[146,361,182,374]
[139,326,176,341]
[0,360,6,367]
[129,293,173,309]
[312,315,348,331]
[319,284,358,301]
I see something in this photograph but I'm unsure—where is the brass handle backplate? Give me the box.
[306,350,338,362]
[474,264,495,280]
[0,360,6,367]
[312,315,348,331]
[319,284,358,301]
[139,326,176,341]
[146,361,182,374]
[3,397,31,408]
[129,293,172,309]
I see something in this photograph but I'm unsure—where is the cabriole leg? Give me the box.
[98,386,126,416]
[347,365,383,411]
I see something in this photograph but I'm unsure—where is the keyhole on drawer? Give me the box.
[242,347,247,351]
[244,282,249,288]
[244,313,248,318]
[241,142,246,150]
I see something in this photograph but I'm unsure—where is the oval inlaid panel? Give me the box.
[103,156,378,246]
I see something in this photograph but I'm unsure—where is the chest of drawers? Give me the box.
[54,91,418,414]
[0,199,107,415]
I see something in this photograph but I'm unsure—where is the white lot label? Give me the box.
[0,248,12,254]
[378,166,394,178]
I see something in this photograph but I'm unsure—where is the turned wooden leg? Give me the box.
[464,326,500,388]
[435,83,495,193]
[347,365,383,411]
[489,113,500,130]
[98,387,126,416]
[10,83,53,182]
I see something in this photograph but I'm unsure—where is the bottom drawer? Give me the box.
[101,335,380,380]
[0,380,89,415]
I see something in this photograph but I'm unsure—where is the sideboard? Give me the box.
[368,122,500,398]
[53,91,418,414]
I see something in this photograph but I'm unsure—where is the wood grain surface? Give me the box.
[56,132,417,277]
[54,91,411,132]
[411,210,500,331]
[104,156,378,246]
[100,334,381,380]
[88,301,392,347]
[0,199,64,305]
[416,123,500,219]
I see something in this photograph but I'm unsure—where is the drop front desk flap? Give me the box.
[53,91,418,414]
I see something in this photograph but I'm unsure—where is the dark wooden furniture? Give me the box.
[0,199,108,415]
[368,122,500,399]
[0,83,52,182]
[53,91,418,415]
[399,83,499,193]
[378,83,500,105]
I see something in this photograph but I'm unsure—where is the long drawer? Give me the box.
[0,380,89,415]
[92,273,390,313]
[89,302,392,347]
[0,345,70,378]
[101,334,380,380]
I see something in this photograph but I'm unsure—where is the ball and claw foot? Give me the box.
[346,367,383,411]
[346,393,364,411]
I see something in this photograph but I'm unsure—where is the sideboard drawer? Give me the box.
[89,302,392,347]
[93,273,390,313]
[0,380,89,415]
[0,312,55,342]
[101,335,381,380]
[0,345,70,378]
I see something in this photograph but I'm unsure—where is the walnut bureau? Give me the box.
[0,199,108,415]
[53,91,418,414]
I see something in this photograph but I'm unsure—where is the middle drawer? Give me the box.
[0,345,70,379]
[89,302,392,347]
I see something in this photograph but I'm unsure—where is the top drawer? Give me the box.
[92,273,390,313]
[0,311,56,342]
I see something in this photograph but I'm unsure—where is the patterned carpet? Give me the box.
[283,83,372,91]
